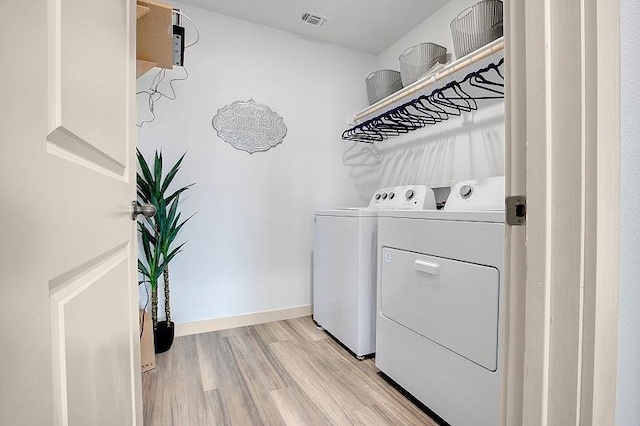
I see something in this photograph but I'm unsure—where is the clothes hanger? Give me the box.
[359,121,388,140]
[468,71,504,96]
[384,109,427,130]
[428,90,465,116]
[438,82,479,112]
[394,104,441,127]
[373,115,421,134]
[464,60,504,96]
[391,106,435,127]
[413,96,448,122]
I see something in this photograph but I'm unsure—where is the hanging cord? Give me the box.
[174,10,200,48]
[138,278,151,338]
[136,10,200,127]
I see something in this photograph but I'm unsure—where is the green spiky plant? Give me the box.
[137,149,193,330]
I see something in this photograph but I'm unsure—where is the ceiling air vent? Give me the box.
[300,10,329,27]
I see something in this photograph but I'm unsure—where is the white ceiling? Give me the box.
[177,0,450,54]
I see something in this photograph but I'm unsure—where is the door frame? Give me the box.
[503,0,620,424]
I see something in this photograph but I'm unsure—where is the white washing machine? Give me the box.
[313,186,436,358]
[375,176,505,426]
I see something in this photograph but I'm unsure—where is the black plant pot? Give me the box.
[154,321,175,354]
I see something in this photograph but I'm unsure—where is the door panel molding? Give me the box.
[46,128,127,180]
[47,0,130,168]
[50,245,132,426]
[49,243,129,293]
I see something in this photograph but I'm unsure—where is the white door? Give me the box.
[0,0,142,425]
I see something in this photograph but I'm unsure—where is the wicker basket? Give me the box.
[450,0,503,59]
[365,70,403,105]
[398,42,448,86]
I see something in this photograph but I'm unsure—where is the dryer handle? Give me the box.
[414,260,440,276]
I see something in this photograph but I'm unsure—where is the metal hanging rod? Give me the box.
[353,37,504,123]
[342,57,504,143]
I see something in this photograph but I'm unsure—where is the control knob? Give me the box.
[382,193,388,200]
[405,189,415,200]
[460,185,473,198]
[375,193,381,200]
[389,192,395,199]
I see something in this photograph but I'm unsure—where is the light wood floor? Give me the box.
[142,316,439,426]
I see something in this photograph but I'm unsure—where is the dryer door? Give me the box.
[380,248,500,371]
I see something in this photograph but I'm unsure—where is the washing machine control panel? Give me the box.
[445,176,505,211]
[459,185,473,198]
[369,185,436,210]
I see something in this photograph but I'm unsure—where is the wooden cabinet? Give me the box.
[136,0,173,78]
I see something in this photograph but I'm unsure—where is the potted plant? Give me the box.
[137,149,193,353]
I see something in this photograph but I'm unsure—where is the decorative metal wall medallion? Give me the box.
[212,99,287,154]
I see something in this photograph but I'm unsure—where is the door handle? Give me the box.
[414,260,440,276]
[131,201,156,220]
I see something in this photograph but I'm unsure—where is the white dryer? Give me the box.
[375,176,505,426]
[313,186,436,358]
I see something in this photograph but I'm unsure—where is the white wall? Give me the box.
[137,2,376,324]
[371,0,504,193]
[617,0,640,424]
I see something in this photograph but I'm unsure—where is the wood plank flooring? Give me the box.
[142,316,439,426]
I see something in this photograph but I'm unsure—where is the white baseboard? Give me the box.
[174,305,312,337]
